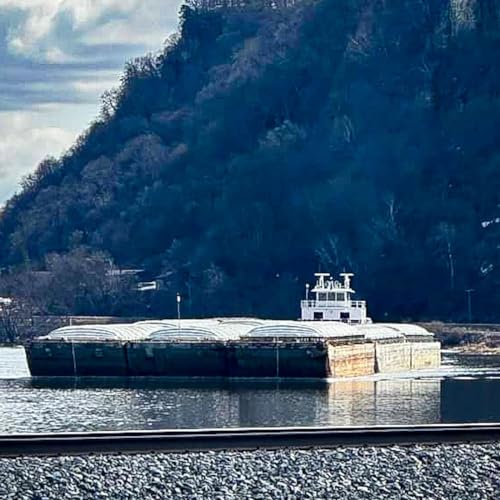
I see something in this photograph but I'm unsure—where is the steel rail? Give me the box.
[0,424,499,458]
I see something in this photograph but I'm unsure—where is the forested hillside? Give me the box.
[1,0,499,321]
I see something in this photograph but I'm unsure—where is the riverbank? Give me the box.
[420,322,500,353]
[1,443,498,499]
[447,343,500,355]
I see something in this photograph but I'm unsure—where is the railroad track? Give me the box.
[1,424,500,458]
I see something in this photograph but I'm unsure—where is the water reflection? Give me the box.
[0,375,441,433]
[325,379,441,426]
[0,348,499,434]
[34,377,441,427]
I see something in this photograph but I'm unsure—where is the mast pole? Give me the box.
[176,292,181,328]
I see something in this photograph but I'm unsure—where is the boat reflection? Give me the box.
[27,376,441,429]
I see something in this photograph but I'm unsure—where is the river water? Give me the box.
[1,347,499,433]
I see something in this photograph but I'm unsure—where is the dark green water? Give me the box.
[1,347,499,433]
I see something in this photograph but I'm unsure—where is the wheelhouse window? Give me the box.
[340,312,350,321]
[318,293,327,301]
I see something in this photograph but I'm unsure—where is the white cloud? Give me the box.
[1,0,180,62]
[0,0,182,203]
[2,0,66,59]
[0,105,96,202]
[71,71,120,97]
[83,2,179,48]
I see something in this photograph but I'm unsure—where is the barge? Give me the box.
[26,272,441,378]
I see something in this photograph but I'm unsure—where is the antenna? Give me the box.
[339,273,354,289]
[314,273,330,289]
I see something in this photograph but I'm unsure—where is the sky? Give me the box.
[0,0,182,203]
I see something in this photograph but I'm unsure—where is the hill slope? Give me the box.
[1,0,500,321]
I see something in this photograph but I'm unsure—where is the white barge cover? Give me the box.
[147,323,254,341]
[377,323,434,338]
[38,319,434,342]
[241,321,361,340]
[39,323,165,342]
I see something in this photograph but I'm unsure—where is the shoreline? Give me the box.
[446,344,500,355]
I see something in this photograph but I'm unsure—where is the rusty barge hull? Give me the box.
[26,339,440,378]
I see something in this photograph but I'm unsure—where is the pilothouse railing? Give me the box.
[301,300,366,308]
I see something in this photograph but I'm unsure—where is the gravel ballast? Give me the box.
[0,443,499,499]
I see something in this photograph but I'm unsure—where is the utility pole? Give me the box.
[465,289,474,323]
[176,292,181,328]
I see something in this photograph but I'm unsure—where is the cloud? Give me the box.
[0,1,181,110]
[0,1,181,113]
[0,0,180,63]
[0,0,182,203]
[0,106,95,202]
[0,65,122,110]
[83,2,179,48]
